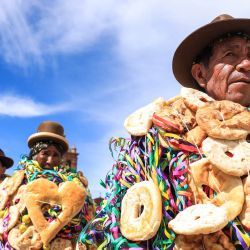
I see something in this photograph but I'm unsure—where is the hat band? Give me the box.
[194,31,250,64]
[29,140,65,159]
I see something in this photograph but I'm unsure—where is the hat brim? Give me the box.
[0,156,14,168]
[172,18,250,89]
[27,132,69,153]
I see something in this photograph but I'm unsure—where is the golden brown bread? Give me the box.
[120,180,162,241]
[0,170,25,210]
[188,158,244,221]
[8,225,43,250]
[202,137,250,177]
[0,205,20,234]
[180,87,214,112]
[203,230,236,250]
[239,175,250,229]
[24,178,87,245]
[168,204,228,235]
[124,97,165,136]
[185,126,207,147]
[196,100,250,140]
[50,237,73,250]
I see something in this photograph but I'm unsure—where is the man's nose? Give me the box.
[236,58,250,72]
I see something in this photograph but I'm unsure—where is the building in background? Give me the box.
[63,145,78,169]
[63,146,102,201]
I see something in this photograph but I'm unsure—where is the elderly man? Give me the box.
[78,14,250,250]
[173,14,250,107]
[0,149,13,183]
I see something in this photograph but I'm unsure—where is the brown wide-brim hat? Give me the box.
[172,14,250,89]
[27,121,69,153]
[0,149,14,168]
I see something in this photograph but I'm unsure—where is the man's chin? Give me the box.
[227,85,250,106]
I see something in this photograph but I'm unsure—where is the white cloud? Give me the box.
[35,0,117,54]
[0,0,42,66]
[0,0,119,66]
[0,94,70,117]
[0,0,249,68]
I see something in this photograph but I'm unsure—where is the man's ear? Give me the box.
[191,63,207,89]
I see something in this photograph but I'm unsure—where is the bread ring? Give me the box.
[202,137,250,176]
[174,232,235,250]
[188,158,244,221]
[76,242,97,250]
[24,178,87,245]
[196,100,250,140]
[152,97,196,133]
[173,234,203,250]
[50,237,73,250]
[124,97,165,136]
[12,185,27,213]
[0,205,20,234]
[203,230,236,250]
[0,170,25,210]
[168,203,228,235]
[120,180,162,241]
[0,187,8,210]
[2,170,25,195]
[184,126,207,147]
[180,87,214,112]
[239,175,250,229]
[8,225,42,250]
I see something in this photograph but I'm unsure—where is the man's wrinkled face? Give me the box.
[192,36,250,106]
[34,145,62,169]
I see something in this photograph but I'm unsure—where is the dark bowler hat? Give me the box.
[27,121,69,153]
[0,149,14,168]
[172,14,250,89]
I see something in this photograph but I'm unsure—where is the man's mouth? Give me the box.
[234,77,250,83]
[232,77,250,84]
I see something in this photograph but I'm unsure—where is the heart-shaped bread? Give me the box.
[24,178,87,245]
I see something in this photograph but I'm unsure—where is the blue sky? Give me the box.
[1,0,250,197]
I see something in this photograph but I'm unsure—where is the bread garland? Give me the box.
[78,128,204,249]
[0,156,94,249]
[78,98,250,249]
